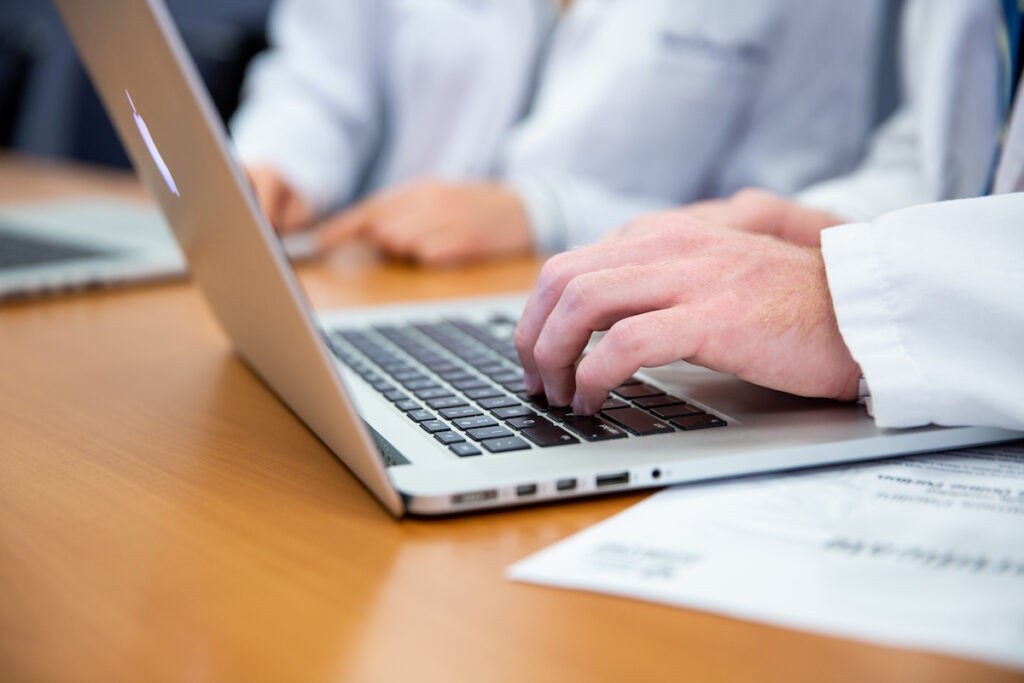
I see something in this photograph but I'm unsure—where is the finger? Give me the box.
[368,212,430,259]
[248,171,288,231]
[572,306,703,415]
[313,200,376,249]
[514,231,678,395]
[679,199,730,224]
[415,237,471,268]
[280,191,313,234]
[532,263,679,405]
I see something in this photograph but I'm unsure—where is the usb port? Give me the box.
[452,489,498,505]
[556,478,577,492]
[596,472,630,488]
[516,483,537,497]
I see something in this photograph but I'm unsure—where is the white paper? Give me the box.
[508,444,1024,670]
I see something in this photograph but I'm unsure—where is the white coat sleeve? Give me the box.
[229,0,384,215]
[820,193,1024,431]
[796,0,1003,222]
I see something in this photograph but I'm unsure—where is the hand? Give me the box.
[312,180,533,267]
[245,166,314,234]
[514,213,862,414]
[610,188,845,247]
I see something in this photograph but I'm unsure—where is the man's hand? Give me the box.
[611,188,845,247]
[245,166,314,234]
[514,213,861,414]
[312,180,533,267]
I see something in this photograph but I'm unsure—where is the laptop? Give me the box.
[0,198,182,300]
[0,196,318,301]
[51,0,1024,517]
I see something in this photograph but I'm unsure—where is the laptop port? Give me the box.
[556,478,577,492]
[596,472,630,488]
[516,483,538,497]
[452,489,497,505]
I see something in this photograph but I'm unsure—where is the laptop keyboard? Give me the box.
[326,316,725,458]
[0,229,108,269]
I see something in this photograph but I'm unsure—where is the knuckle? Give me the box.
[733,187,768,203]
[532,336,560,369]
[604,317,647,358]
[512,324,533,352]
[574,356,605,393]
[560,276,592,315]
[537,252,571,286]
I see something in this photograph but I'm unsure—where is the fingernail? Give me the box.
[571,394,586,415]
[523,372,541,395]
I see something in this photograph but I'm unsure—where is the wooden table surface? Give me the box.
[1,154,1019,682]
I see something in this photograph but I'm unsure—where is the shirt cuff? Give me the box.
[820,221,933,428]
[506,176,568,255]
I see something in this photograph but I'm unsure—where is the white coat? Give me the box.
[821,1,1024,431]
[230,0,884,252]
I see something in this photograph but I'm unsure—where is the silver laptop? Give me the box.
[52,0,1024,517]
[0,199,182,300]
[0,196,317,301]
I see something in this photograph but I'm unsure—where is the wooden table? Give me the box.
[1,155,1018,682]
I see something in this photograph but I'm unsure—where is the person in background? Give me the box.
[230,0,884,266]
[513,0,1024,432]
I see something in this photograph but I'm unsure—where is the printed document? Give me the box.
[508,444,1024,669]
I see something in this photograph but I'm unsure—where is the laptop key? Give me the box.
[613,383,664,399]
[451,378,488,391]
[651,403,705,419]
[520,425,580,447]
[467,426,515,441]
[478,395,519,410]
[600,398,629,410]
[420,420,450,433]
[600,407,674,435]
[450,442,482,457]
[383,389,408,402]
[435,431,465,445]
[402,378,437,390]
[395,399,420,412]
[560,415,628,441]
[540,404,575,421]
[465,386,503,400]
[491,405,534,419]
[632,394,686,409]
[426,396,467,410]
[670,414,727,430]
[407,409,435,422]
[480,436,531,453]
[439,405,482,420]
[439,371,475,384]
[414,387,452,400]
[506,415,553,430]
[453,415,499,430]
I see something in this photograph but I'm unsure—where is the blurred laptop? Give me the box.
[0,197,317,300]
[0,198,181,299]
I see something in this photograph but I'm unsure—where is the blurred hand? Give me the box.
[312,180,533,267]
[610,188,846,247]
[245,166,314,234]
[515,212,861,414]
